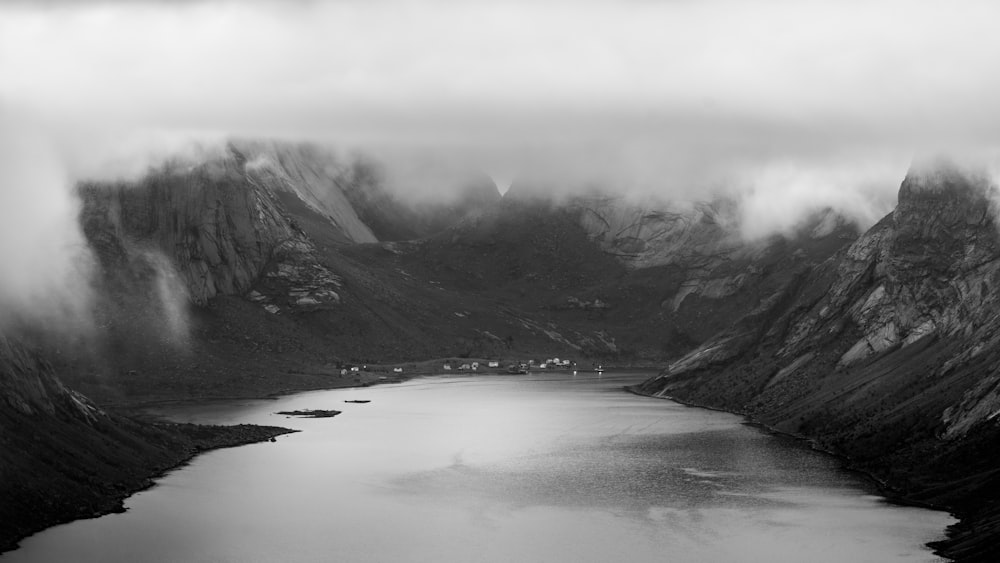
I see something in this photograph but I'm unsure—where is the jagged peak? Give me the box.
[892,155,998,237]
[899,155,994,203]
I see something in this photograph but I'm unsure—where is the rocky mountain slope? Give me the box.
[62,142,520,403]
[0,334,292,552]
[636,160,1000,561]
[473,189,859,359]
[57,140,862,403]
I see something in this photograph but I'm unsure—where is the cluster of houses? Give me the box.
[335,357,579,377]
[537,358,573,369]
[442,358,575,373]
[442,361,495,371]
[338,364,405,376]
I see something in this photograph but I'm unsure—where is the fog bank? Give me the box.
[4,0,1000,317]
[0,111,95,335]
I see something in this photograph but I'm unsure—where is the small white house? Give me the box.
[443,364,452,370]
[393,367,403,373]
[350,366,360,372]
[488,361,499,368]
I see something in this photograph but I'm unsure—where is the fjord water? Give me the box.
[8,373,951,562]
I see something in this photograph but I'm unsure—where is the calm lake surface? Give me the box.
[7,372,953,562]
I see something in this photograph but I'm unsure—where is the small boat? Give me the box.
[344,399,371,404]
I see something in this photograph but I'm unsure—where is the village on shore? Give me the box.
[336,356,592,378]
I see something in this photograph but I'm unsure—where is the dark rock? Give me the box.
[276,409,342,418]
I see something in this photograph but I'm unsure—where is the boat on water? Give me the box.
[344,399,371,404]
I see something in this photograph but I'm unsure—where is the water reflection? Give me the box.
[5,373,952,563]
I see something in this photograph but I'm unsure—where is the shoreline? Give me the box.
[111,364,615,414]
[7,371,955,559]
[0,423,297,556]
[95,357,656,413]
[624,385,958,559]
[4,367,431,555]
[3,369,580,556]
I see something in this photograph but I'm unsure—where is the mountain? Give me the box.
[63,141,522,404]
[0,138,885,554]
[59,142,861,403]
[636,159,1000,561]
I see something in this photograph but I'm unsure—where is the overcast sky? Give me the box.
[3,0,1000,230]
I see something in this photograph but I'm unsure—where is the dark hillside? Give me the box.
[0,335,292,553]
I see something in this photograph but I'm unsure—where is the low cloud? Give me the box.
[3,0,1000,311]
[0,110,95,335]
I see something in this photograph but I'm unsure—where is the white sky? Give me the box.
[3,0,1000,232]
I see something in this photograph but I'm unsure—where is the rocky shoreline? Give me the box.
[625,384,992,562]
[0,420,296,555]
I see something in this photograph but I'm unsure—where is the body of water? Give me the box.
[6,372,953,562]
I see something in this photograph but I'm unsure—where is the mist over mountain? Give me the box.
[7,0,1000,560]
[4,135,1000,560]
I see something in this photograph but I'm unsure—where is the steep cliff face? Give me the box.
[637,161,1000,561]
[235,141,379,243]
[81,141,501,315]
[234,140,501,242]
[82,148,351,314]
